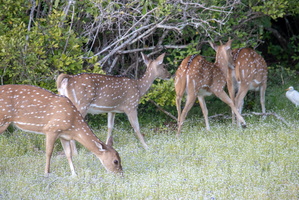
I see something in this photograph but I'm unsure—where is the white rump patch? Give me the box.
[249,79,262,91]
[198,88,212,96]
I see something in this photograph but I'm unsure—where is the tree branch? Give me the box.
[209,112,289,126]
[117,45,189,54]
[149,100,177,121]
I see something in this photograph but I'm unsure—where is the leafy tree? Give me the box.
[0,0,100,90]
[0,0,298,116]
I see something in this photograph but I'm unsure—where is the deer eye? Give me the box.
[114,160,119,165]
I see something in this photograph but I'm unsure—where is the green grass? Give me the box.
[1,109,299,199]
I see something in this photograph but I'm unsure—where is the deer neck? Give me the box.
[136,67,156,96]
[72,126,105,156]
[215,59,229,77]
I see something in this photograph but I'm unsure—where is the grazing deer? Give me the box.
[0,85,122,177]
[56,53,171,150]
[175,40,246,136]
[210,44,268,125]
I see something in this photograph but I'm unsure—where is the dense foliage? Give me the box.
[0,0,298,107]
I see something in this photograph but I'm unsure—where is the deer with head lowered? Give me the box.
[56,53,171,150]
[175,40,246,136]
[0,84,122,177]
[210,43,268,125]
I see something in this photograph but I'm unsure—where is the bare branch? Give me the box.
[209,112,289,126]
[118,45,189,54]
[77,0,264,74]
[149,100,177,121]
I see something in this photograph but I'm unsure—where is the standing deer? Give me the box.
[175,40,246,136]
[0,85,122,177]
[210,44,268,125]
[56,53,170,150]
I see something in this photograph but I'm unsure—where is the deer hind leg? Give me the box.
[175,76,186,125]
[197,95,210,131]
[227,76,237,124]
[177,94,197,136]
[106,112,116,144]
[60,138,77,177]
[176,95,183,125]
[44,132,59,177]
[235,86,249,126]
[70,140,78,156]
[214,90,246,128]
[127,110,148,149]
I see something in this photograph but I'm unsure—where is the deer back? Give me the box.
[57,73,139,116]
[184,55,226,94]
[174,55,194,96]
[233,48,268,90]
[0,84,88,135]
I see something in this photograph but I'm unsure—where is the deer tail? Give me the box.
[56,74,71,96]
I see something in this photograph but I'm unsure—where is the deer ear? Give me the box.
[208,41,218,51]
[225,39,233,50]
[141,52,150,66]
[106,136,113,147]
[95,141,107,152]
[156,53,165,65]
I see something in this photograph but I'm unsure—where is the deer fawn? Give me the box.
[210,43,268,125]
[232,48,268,124]
[0,85,122,177]
[56,53,171,150]
[175,40,246,136]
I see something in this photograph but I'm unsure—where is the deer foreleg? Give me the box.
[106,112,116,144]
[45,133,59,177]
[127,110,148,149]
[260,83,267,115]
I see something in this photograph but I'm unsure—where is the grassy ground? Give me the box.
[1,78,299,199]
[0,108,299,199]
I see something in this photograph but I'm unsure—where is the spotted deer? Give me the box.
[56,53,170,150]
[210,44,268,125]
[232,48,267,124]
[0,85,122,177]
[175,40,246,136]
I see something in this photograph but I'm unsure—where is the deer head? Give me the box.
[209,39,234,74]
[141,52,171,80]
